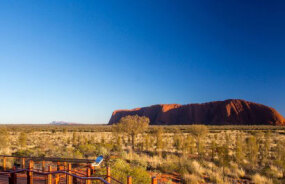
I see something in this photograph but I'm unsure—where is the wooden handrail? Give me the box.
[0,169,111,184]
[0,155,96,163]
[108,176,124,184]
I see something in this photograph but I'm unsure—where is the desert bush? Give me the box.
[111,159,151,184]
[262,165,283,179]
[12,149,35,157]
[111,143,123,153]
[259,131,271,165]
[98,146,108,156]
[187,125,209,137]
[77,144,97,158]
[182,173,204,184]
[183,135,195,154]
[187,160,205,177]
[210,138,217,161]
[173,128,184,153]
[72,132,78,146]
[217,144,230,167]
[143,133,152,151]
[246,136,259,167]
[157,161,180,174]
[154,127,164,156]
[208,171,231,184]
[72,150,83,158]
[235,133,245,164]
[252,173,273,184]
[275,140,285,173]
[18,132,28,148]
[227,162,245,178]
[188,125,208,157]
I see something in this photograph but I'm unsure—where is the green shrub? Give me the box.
[111,159,151,184]
[12,149,34,157]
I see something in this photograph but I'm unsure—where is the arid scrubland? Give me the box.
[0,123,285,184]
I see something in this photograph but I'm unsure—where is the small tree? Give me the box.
[188,125,208,157]
[143,133,151,151]
[235,133,245,164]
[18,132,28,148]
[154,127,164,156]
[259,131,271,166]
[210,139,217,161]
[63,128,68,134]
[217,144,230,181]
[112,115,149,150]
[246,135,259,168]
[112,124,124,151]
[183,135,195,155]
[173,128,183,153]
[72,132,78,147]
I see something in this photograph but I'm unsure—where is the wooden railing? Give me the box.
[0,155,159,184]
[0,168,111,184]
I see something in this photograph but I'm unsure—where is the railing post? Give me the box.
[64,162,67,170]
[57,162,60,171]
[72,176,78,184]
[27,160,34,184]
[46,166,52,184]
[55,173,60,184]
[86,167,91,184]
[22,158,26,169]
[59,165,64,171]
[66,163,72,184]
[42,160,45,172]
[127,176,132,184]
[152,177,157,184]
[9,166,17,184]
[55,162,60,184]
[90,165,95,175]
[106,167,111,183]
[3,157,6,171]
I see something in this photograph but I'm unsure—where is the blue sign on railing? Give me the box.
[92,155,103,167]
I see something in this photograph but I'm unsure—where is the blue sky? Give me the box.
[0,0,284,124]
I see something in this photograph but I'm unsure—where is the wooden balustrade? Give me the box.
[0,155,166,184]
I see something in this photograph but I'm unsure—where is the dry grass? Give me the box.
[252,174,273,184]
[1,125,285,184]
[182,173,203,184]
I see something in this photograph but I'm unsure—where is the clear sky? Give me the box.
[0,0,284,124]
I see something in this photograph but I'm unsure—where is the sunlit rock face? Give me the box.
[108,99,285,125]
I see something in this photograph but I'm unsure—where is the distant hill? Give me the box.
[108,99,285,126]
[50,121,80,125]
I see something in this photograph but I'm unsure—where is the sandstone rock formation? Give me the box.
[108,99,285,125]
